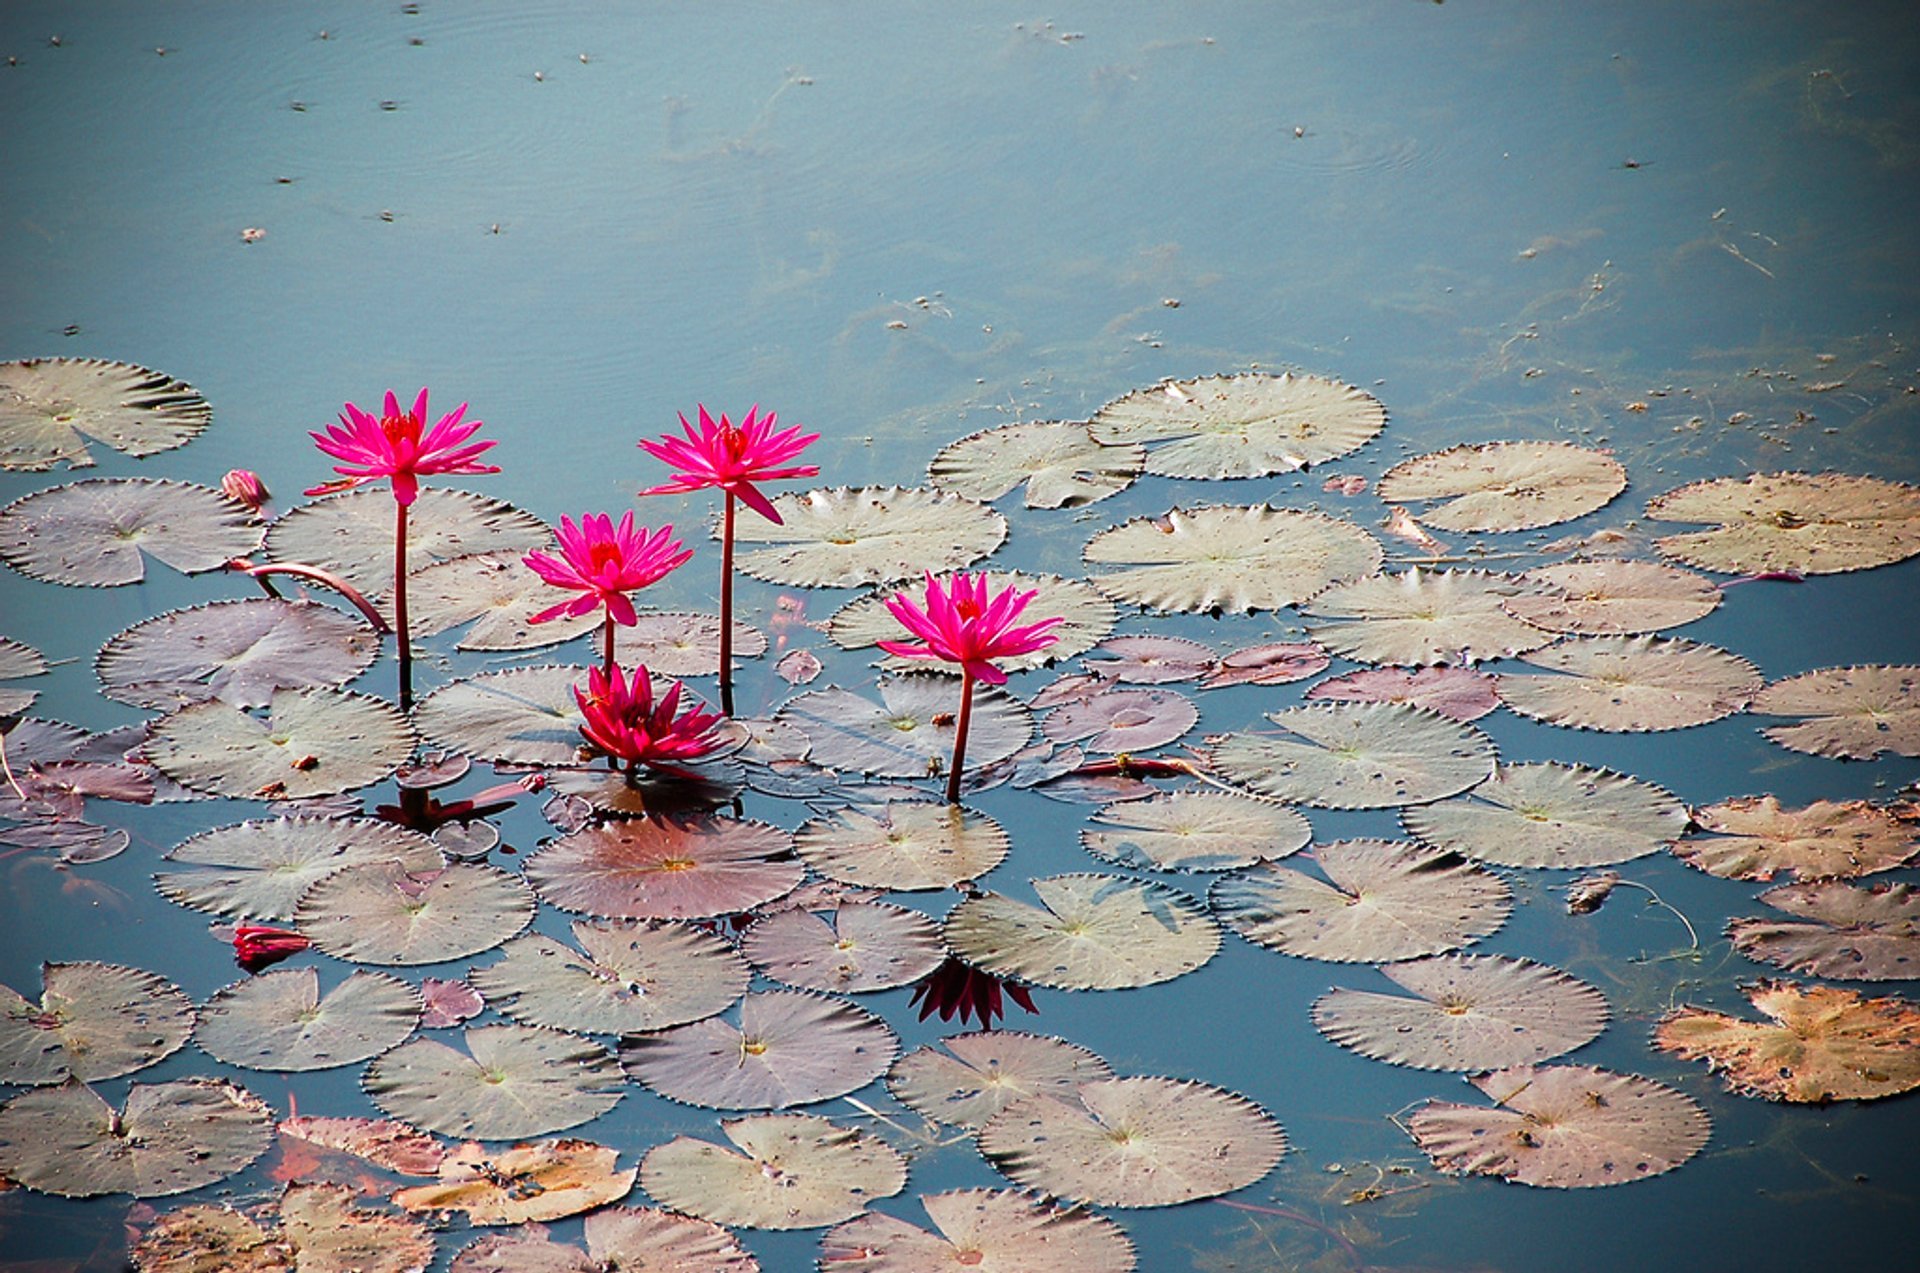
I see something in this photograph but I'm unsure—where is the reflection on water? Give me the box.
[2,1,1918,1269]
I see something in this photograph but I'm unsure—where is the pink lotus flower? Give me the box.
[637,404,818,523]
[220,468,270,513]
[524,512,691,628]
[233,924,311,972]
[574,663,725,774]
[908,956,1038,1031]
[878,572,1063,685]
[306,388,499,507]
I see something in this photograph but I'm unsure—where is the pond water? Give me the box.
[3,2,1918,1269]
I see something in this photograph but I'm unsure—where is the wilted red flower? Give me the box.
[523,511,691,627]
[306,387,499,506]
[637,404,818,523]
[219,468,270,512]
[908,956,1038,1031]
[574,663,725,773]
[878,572,1062,686]
[233,924,311,972]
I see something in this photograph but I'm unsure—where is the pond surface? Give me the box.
[3,2,1918,1269]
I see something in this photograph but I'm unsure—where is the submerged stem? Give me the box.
[946,668,975,805]
[719,492,736,718]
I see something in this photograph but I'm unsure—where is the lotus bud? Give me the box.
[221,468,271,513]
[233,924,310,971]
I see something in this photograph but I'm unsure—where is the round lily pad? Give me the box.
[1672,795,1916,882]
[1210,838,1511,962]
[1750,664,1920,760]
[621,989,897,1110]
[276,1181,437,1272]
[1303,665,1500,721]
[1495,635,1760,732]
[978,1076,1285,1207]
[944,873,1220,991]
[1377,441,1627,532]
[0,357,213,471]
[1080,790,1311,872]
[365,1025,625,1139]
[1302,569,1555,666]
[468,920,749,1034]
[1729,881,1920,981]
[1400,762,1688,869]
[612,612,769,677]
[0,962,194,1085]
[1505,560,1722,635]
[828,572,1113,676]
[155,816,442,922]
[392,1139,637,1226]
[1082,634,1216,684]
[640,1112,908,1230]
[888,1032,1114,1131]
[1656,980,1920,1102]
[450,1207,758,1272]
[1087,372,1385,479]
[414,665,589,767]
[527,815,800,921]
[1208,703,1497,809]
[97,598,380,711]
[1646,471,1920,575]
[265,487,549,599]
[821,1187,1137,1272]
[930,419,1144,508]
[297,862,534,966]
[794,801,1009,891]
[0,478,260,586]
[730,486,1006,587]
[1083,505,1382,614]
[277,1115,446,1176]
[743,902,946,993]
[0,1077,273,1198]
[129,1202,291,1273]
[777,675,1032,779]
[1042,687,1198,754]
[1200,641,1331,689]
[195,967,420,1071]
[1312,954,1610,1071]
[405,550,599,651]
[146,686,414,800]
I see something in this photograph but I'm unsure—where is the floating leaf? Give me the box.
[1081,634,1215,683]
[1311,954,1609,1071]
[821,1187,1137,1272]
[365,1025,624,1139]
[944,874,1220,991]
[0,962,193,1085]
[1377,441,1627,532]
[0,1077,272,1197]
[146,686,414,800]
[1655,980,1920,1102]
[1495,635,1760,731]
[195,968,420,1071]
[0,478,259,586]
[743,902,946,993]
[731,486,1006,587]
[450,1207,758,1272]
[1083,506,1382,614]
[929,419,1144,508]
[97,598,380,710]
[1408,1065,1708,1188]
[1750,664,1920,759]
[0,357,211,472]
[1673,795,1916,881]
[1304,666,1499,721]
[1198,641,1330,689]
[1043,687,1198,754]
[621,989,897,1109]
[277,1181,435,1273]
[829,572,1113,675]
[1087,372,1384,479]
[640,1113,907,1230]
[1505,560,1722,635]
[1729,882,1920,981]
[611,612,769,677]
[0,636,47,714]
[420,977,487,1029]
[278,1116,447,1176]
[265,487,549,599]
[888,1032,1113,1130]
[414,665,587,767]
[1302,569,1554,666]
[1646,471,1920,575]
[778,675,1032,779]
[392,1139,636,1224]
[1210,839,1510,962]
[469,920,749,1034]
[794,801,1009,891]
[130,1203,290,1273]
[1208,703,1497,809]
[155,816,442,922]
[1080,790,1310,872]
[540,757,746,820]
[978,1076,1285,1207]
[527,815,800,921]
[405,550,599,651]
[1401,762,1688,869]
[298,862,534,966]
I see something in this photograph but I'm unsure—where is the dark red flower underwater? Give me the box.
[908,956,1038,1031]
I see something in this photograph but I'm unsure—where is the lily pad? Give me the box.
[527,815,800,920]
[929,419,1144,508]
[129,1203,292,1273]
[1302,569,1554,666]
[1081,634,1216,683]
[278,1115,447,1176]
[146,686,414,800]
[1312,954,1609,1071]
[414,665,588,767]
[640,1113,907,1230]
[97,598,380,710]
[621,989,897,1109]
[1043,687,1199,754]
[155,816,442,922]
[450,1207,758,1272]
[1087,372,1385,478]
[743,902,946,993]
[277,1181,436,1273]
[264,487,549,599]
[0,478,260,586]
[0,358,212,471]
[1408,1065,1708,1188]
[1208,703,1497,809]
[1377,441,1627,532]
[612,612,769,677]
[1303,666,1500,721]
[794,801,1009,890]
[888,1032,1114,1131]
[392,1139,637,1225]
[943,874,1220,991]
[297,861,535,965]
[1199,641,1331,689]
[1083,505,1382,614]
[1729,882,1920,981]
[364,1025,625,1139]
[777,675,1032,779]
[195,967,420,1071]
[1750,664,1920,759]
[1673,795,1917,882]
[731,486,1006,588]
[1210,838,1511,962]
[1400,762,1688,869]
[1080,790,1311,872]
[1646,471,1920,575]
[469,920,750,1034]
[1505,560,1722,635]
[405,551,599,651]
[0,636,47,714]
[977,1076,1285,1207]
[1654,980,1920,1102]
[821,1188,1137,1271]
[1495,635,1760,732]
[829,572,1113,676]
[0,962,194,1085]
[0,1077,272,1197]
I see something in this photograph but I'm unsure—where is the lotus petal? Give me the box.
[829,571,1112,675]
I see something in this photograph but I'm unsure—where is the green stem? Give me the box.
[719,492,736,718]
[945,668,975,805]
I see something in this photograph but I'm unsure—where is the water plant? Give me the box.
[523,512,692,678]
[573,662,726,779]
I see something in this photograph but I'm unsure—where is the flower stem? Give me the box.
[946,668,975,805]
[226,560,392,633]
[719,492,736,718]
[393,502,414,713]
[602,612,616,683]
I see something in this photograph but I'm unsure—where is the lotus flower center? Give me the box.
[380,411,419,445]
[955,597,981,620]
[588,540,623,573]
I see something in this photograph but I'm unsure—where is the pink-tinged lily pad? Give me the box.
[414,665,589,767]
[0,636,47,714]
[450,1206,759,1272]
[195,967,420,1071]
[0,1077,272,1197]
[527,815,800,921]
[1401,762,1688,869]
[297,862,535,966]
[1042,687,1198,754]
[978,1076,1285,1207]
[469,919,749,1034]
[1199,641,1331,689]
[1408,1065,1708,1188]
[0,357,212,472]
[829,571,1113,677]
[1080,635,1215,684]
[1376,441,1627,532]
[1495,635,1760,732]
[821,1187,1137,1272]
[1208,703,1498,809]
[265,487,549,599]
[0,478,260,586]
[1083,505,1382,614]
[155,816,442,922]
[0,816,130,863]
[404,550,600,651]
[794,801,1009,891]
[1654,980,1920,1102]
[1304,665,1500,721]
[622,989,897,1110]
[392,1139,637,1225]
[1505,559,1722,635]
[611,611,769,677]
[777,674,1032,779]
[1750,664,1920,759]
[929,418,1145,508]
[1081,790,1311,872]
[742,902,946,993]
[1729,881,1920,981]
[97,598,380,711]
[146,686,415,800]
[640,1113,907,1230]
[944,874,1220,991]
[278,1116,447,1176]
[0,962,194,1085]
[1087,371,1385,479]
[1303,569,1555,666]
[1645,471,1920,575]
[364,1025,625,1139]
[888,1032,1113,1131]
[731,486,1007,588]
[277,1181,436,1272]
[1672,795,1916,882]
[420,977,486,1029]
